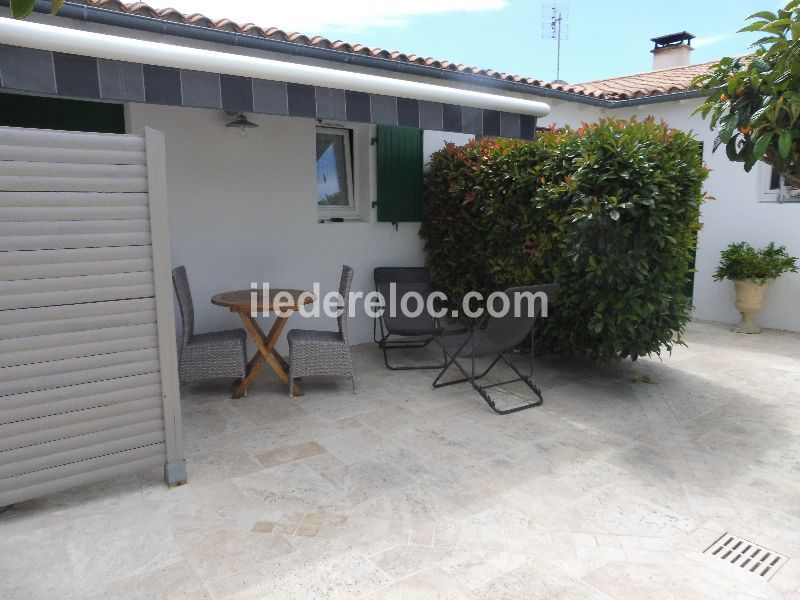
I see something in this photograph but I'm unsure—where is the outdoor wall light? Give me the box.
[225,112,259,136]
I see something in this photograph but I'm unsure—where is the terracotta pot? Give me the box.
[732,279,769,334]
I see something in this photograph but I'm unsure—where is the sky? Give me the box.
[144,0,783,83]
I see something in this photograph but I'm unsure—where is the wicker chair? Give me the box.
[287,265,355,397]
[172,266,247,389]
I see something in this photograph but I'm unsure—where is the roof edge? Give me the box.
[6,0,704,108]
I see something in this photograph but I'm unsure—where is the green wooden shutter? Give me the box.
[377,125,424,222]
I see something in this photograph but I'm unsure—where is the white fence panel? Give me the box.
[0,126,185,508]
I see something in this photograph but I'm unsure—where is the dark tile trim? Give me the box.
[0,45,57,94]
[483,110,501,137]
[462,107,483,136]
[287,83,316,117]
[397,98,420,128]
[53,53,100,99]
[442,104,462,133]
[143,64,182,106]
[0,49,536,139]
[253,80,288,116]
[220,75,253,112]
[345,91,370,122]
[419,101,443,131]
[520,115,537,140]
[500,112,521,139]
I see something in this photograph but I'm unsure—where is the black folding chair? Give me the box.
[373,267,445,370]
[432,283,560,415]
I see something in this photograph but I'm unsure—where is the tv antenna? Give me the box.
[542,3,569,82]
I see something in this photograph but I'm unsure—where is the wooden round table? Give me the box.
[212,289,315,398]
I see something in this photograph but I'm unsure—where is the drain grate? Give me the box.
[704,532,789,580]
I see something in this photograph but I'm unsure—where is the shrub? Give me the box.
[714,242,798,283]
[421,117,709,361]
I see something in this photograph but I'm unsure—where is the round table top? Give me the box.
[211,289,316,312]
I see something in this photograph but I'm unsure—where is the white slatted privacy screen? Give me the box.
[0,126,185,507]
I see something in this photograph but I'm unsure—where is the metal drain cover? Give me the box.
[705,532,789,580]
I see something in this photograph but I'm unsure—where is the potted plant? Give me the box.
[714,242,798,333]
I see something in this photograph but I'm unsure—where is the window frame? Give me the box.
[764,164,800,203]
[316,125,357,217]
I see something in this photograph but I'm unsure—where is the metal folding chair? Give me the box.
[373,267,445,370]
[432,283,560,415]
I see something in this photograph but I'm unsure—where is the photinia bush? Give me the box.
[421,117,709,361]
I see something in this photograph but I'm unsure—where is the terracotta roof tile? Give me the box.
[74,0,714,101]
[568,61,716,100]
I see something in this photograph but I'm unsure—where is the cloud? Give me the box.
[142,0,507,33]
[692,34,732,48]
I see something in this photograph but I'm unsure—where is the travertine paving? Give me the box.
[2,321,800,599]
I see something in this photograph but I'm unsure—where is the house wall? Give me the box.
[539,98,605,129]
[613,99,800,333]
[30,5,797,332]
[546,97,800,333]
[127,103,472,349]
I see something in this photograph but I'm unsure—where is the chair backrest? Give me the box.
[373,267,437,333]
[172,265,194,351]
[481,283,560,350]
[338,265,355,344]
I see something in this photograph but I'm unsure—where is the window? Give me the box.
[769,165,782,191]
[766,165,800,202]
[316,126,355,214]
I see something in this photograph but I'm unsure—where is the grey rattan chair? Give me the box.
[373,267,445,370]
[172,266,247,390]
[287,265,355,397]
[432,283,560,415]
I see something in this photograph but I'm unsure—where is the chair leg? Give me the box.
[351,375,357,394]
[231,377,245,399]
[380,334,446,371]
[432,354,500,388]
[498,352,542,396]
[432,349,543,415]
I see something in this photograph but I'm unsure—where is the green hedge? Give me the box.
[420,118,709,361]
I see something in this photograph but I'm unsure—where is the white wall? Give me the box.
[128,104,467,350]
[423,131,473,165]
[128,91,799,336]
[539,97,605,130]
[546,97,800,332]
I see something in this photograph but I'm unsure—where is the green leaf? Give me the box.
[749,106,770,124]
[718,114,738,144]
[10,0,36,18]
[739,21,769,33]
[609,209,620,221]
[778,130,793,158]
[752,132,773,158]
[746,10,778,20]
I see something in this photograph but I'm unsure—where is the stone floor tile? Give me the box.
[3,322,800,599]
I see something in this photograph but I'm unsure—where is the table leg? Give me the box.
[234,352,266,399]
[234,311,303,397]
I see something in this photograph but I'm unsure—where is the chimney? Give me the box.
[650,32,694,70]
